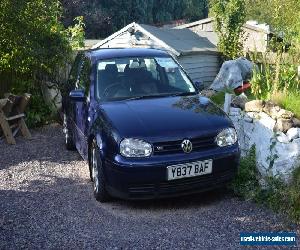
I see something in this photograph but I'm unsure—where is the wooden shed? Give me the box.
[176,18,273,53]
[92,23,220,87]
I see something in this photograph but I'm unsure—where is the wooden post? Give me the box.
[19,118,31,139]
[0,109,16,144]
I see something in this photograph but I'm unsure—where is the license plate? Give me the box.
[167,159,213,181]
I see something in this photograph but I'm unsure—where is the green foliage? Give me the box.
[210,91,226,106]
[249,51,300,117]
[65,16,86,50]
[0,0,71,74]
[0,0,85,127]
[210,0,246,59]
[11,79,53,128]
[231,146,300,223]
[231,146,261,199]
[272,92,300,119]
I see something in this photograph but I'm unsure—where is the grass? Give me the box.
[230,146,300,224]
[272,91,300,118]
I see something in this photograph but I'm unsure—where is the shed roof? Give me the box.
[92,22,218,56]
[139,24,218,55]
[175,17,272,34]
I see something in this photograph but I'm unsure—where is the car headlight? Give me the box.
[215,128,237,147]
[120,139,153,157]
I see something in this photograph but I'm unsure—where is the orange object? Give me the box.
[234,82,251,94]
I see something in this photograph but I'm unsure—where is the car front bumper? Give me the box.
[103,146,240,200]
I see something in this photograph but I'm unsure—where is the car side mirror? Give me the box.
[69,89,86,102]
[194,81,205,91]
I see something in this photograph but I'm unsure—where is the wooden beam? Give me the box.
[0,110,16,144]
[19,118,31,139]
[6,114,25,121]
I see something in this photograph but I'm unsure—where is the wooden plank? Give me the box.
[0,110,16,144]
[178,55,219,64]
[0,99,8,109]
[6,114,25,121]
[185,67,219,75]
[179,62,220,69]
[19,118,31,139]
[187,71,218,79]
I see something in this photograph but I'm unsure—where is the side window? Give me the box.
[77,57,92,97]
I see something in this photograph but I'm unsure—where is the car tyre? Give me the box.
[63,113,76,150]
[91,140,110,202]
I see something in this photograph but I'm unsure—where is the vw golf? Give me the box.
[62,48,240,202]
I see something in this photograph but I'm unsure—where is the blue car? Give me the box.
[63,48,240,202]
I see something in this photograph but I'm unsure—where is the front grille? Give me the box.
[153,136,217,155]
[128,170,235,198]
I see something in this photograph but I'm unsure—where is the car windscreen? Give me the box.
[95,56,196,101]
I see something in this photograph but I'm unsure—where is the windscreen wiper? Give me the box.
[124,94,174,101]
[124,92,197,101]
[169,92,197,97]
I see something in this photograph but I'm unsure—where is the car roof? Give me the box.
[86,48,170,61]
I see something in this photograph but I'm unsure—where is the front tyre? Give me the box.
[63,113,75,150]
[91,140,110,202]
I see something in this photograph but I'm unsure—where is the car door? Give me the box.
[74,56,92,159]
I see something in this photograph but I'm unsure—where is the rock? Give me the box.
[231,94,248,109]
[277,109,294,119]
[276,132,290,143]
[243,113,253,123]
[263,101,279,113]
[274,118,294,133]
[286,128,300,141]
[229,107,241,116]
[246,112,259,119]
[263,102,281,119]
[292,117,300,128]
[245,100,265,112]
[258,112,276,130]
[201,89,216,98]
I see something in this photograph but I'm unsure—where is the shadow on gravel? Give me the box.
[0,124,83,170]
[113,188,232,211]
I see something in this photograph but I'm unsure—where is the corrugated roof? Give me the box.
[139,24,218,55]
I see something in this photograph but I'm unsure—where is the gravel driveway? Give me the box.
[0,124,298,249]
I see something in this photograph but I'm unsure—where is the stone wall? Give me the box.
[229,100,300,182]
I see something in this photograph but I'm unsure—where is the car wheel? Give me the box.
[63,113,75,150]
[91,140,110,202]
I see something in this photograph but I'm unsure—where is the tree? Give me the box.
[61,0,112,38]
[210,0,246,59]
[0,0,71,74]
[0,0,85,127]
[61,0,209,39]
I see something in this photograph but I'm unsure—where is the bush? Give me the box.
[11,79,55,128]
[230,146,300,224]
[0,1,85,128]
